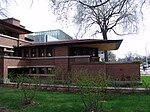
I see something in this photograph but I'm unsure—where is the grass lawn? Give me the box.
[141,75,150,87]
[0,87,150,112]
[0,87,83,112]
[141,75,150,83]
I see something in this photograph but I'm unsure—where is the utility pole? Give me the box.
[145,42,150,68]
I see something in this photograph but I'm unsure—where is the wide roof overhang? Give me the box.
[20,39,123,51]
[0,20,32,34]
[68,39,123,50]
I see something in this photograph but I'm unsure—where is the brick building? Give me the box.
[0,18,140,84]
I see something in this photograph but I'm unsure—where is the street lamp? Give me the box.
[145,42,150,68]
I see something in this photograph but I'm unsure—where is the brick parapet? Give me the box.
[1,55,140,83]
[70,61,140,82]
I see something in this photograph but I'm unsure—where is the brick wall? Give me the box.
[54,46,69,56]
[3,57,30,78]
[0,58,4,79]
[54,57,69,80]
[70,62,106,82]
[1,47,140,84]
[106,62,140,81]
[70,62,140,82]
[2,56,69,81]
[3,18,20,27]
[0,35,18,47]
[29,58,55,66]
[74,56,91,63]
[0,34,31,47]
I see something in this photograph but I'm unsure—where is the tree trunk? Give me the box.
[104,51,108,62]
[102,30,108,62]
[102,30,108,40]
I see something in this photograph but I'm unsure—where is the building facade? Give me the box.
[0,18,140,84]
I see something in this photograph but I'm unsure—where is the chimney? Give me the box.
[3,18,21,27]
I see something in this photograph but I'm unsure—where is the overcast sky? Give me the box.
[5,0,150,58]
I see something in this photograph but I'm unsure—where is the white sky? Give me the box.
[5,0,150,58]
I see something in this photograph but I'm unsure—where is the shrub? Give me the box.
[15,74,40,106]
[76,70,109,112]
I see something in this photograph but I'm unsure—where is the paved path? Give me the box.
[140,67,150,75]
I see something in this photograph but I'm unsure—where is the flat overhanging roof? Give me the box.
[20,39,123,51]
[68,39,123,50]
[0,20,32,34]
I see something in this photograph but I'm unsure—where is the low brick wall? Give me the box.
[71,62,140,82]
[0,55,140,84]
[106,62,140,81]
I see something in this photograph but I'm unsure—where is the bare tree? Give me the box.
[0,0,146,62]
[50,0,140,61]
[108,51,116,62]
[0,0,10,17]
[0,0,35,18]
[125,51,143,62]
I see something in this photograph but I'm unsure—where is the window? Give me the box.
[15,49,22,57]
[8,68,29,75]
[1,29,12,37]
[46,47,52,57]
[0,48,3,56]
[31,48,36,57]
[39,47,44,57]
[70,47,98,57]
[39,67,45,74]
[24,49,29,57]
[47,67,53,74]
[31,68,36,74]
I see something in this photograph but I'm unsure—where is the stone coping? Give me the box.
[0,82,149,93]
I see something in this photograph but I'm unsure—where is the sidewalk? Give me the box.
[140,67,150,75]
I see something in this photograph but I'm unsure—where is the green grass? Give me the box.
[0,87,83,112]
[141,75,150,87]
[1,87,150,112]
[103,93,150,112]
[141,76,150,84]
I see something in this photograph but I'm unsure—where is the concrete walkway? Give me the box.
[140,67,150,75]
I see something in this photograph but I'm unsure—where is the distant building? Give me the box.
[26,29,73,43]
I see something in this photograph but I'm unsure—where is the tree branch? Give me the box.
[78,0,110,9]
[112,28,137,36]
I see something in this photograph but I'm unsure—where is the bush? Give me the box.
[14,74,40,106]
[76,70,109,112]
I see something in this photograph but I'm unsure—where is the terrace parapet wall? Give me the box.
[0,34,31,48]
[70,61,140,82]
[1,55,98,82]
[1,55,140,84]
[106,62,140,81]
[0,34,18,47]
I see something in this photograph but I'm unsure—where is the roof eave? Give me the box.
[0,20,32,34]
[19,39,123,51]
